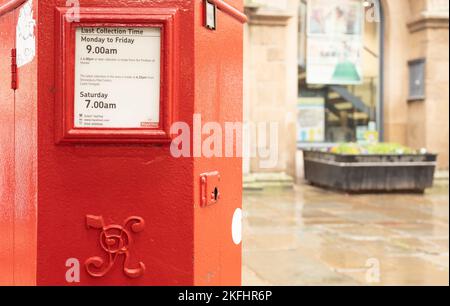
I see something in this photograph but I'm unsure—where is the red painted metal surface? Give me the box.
[0,0,26,18]
[209,0,248,24]
[13,0,38,285]
[0,9,15,286]
[193,0,244,285]
[0,0,38,285]
[1,0,244,286]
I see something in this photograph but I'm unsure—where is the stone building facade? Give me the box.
[243,0,449,177]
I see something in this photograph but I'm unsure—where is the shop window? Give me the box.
[297,0,382,145]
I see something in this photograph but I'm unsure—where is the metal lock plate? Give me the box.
[200,171,221,207]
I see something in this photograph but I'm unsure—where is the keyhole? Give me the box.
[212,187,219,201]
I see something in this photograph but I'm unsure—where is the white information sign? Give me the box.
[74,27,161,128]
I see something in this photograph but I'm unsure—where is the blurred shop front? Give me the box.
[297,0,382,146]
[243,0,449,183]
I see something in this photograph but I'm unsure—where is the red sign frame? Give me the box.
[55,7,177,144]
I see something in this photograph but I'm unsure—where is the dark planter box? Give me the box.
[302,150,437,193]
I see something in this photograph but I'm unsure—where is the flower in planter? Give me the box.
[330,143,419,155]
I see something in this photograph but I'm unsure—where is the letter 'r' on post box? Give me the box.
[0,0,246,286]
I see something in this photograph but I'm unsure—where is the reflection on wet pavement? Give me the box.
[242,182,449,286]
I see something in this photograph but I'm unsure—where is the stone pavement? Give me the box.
[242,181,449,286]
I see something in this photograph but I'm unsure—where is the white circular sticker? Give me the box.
[232,208,242,245]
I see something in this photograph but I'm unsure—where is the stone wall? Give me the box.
[243,0,299,176]
[383,0,449,168]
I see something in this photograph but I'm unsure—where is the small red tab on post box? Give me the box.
[11,48,17,90]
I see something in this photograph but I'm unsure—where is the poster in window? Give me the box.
[306,0,364,85]
[297,97,325,143]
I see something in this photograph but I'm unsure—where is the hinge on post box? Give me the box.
[11,48,18,90]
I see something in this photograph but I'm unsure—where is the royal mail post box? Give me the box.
[0,0,245,286]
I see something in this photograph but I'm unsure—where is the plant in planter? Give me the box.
[303,143,437,193]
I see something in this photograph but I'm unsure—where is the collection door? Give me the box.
[0,1,17,285]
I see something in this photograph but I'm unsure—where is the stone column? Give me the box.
[243,0,299,178]
[407,0,449,169]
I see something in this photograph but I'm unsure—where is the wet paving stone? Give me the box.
[242,183,449,286]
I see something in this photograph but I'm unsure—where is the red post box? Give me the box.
[0,0,245,286]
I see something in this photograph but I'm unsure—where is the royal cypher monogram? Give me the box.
[85,215,146,279]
